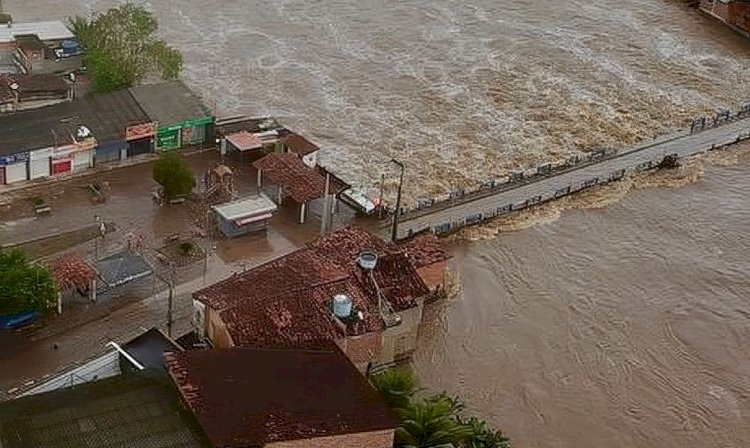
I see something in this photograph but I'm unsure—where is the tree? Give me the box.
[395,395,474,448]
[0,250,58,314]
[153,152,196,199]
[68,2,183,92]
[370,368,419,410]
[371,370,512,448]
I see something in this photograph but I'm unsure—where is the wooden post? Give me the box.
[321,173,331,234]
[257,168,262,188]
[57,292,62,315]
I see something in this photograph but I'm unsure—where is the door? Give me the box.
[29,157,50,179]
[73,150,91,171]
[52,159,72,175]
[5,162,27,184]
[128,138,152,157]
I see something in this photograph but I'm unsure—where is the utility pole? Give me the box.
[166,270,174,338]
[390,159,404,242]
[378,173,385,219]
[320,172,331,235]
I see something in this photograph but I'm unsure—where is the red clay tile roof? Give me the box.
[194,226,431,348]
[254,152,347,203]
[397,233,452,269]
[280,131,319,156]
[165,346,396,448]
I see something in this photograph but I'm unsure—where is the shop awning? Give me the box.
[225,131,263,152]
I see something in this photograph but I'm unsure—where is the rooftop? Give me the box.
[0,21,73,44]
[225,130,263,151]
[129,81,212,127]
[0,88,149,156]
[195,226,430,348]
[122,328,183,370]
[254,152,348,203]
[212,193,277,221]
[96,250,153,287]
[397,233,452,269]
[165,346,396,448]
[0,372,209,448]
[280,130,319,156]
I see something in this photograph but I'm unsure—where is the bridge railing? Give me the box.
[402,129,750,239]
[400,101,750,222]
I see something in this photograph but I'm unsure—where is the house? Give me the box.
[0,88,151,184]
[0,372,210,448]
[211,193,278,237]
[0,73,72,113]
[192,226,443,371]
[254,152,349,223]
[165,345,397,448]
[0,20,83,75]
[700,0,750,36]
[129,81,215,151]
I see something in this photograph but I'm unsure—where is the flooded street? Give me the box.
[4,0,750,446]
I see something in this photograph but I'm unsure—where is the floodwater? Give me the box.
[416,146,750,447]
[9,0,750,202]
[5,0,750,446]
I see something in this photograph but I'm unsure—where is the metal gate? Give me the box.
[73,150,91,172]
[5,162,27,184]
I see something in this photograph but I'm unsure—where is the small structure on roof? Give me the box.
[49,255,97,308]
[223,130,263,153]
[95,250,153,288]
[254,152,349,224]
[211,193,277,237]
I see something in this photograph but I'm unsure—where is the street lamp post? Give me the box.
[390,159,404,242]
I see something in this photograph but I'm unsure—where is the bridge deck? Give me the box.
[394,117,750,239]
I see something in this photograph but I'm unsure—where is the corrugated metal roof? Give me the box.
[211,193,277,220]
[0,21,73,44]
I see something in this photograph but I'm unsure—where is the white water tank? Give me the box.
[332,294,353,318]
[358,251,378,270]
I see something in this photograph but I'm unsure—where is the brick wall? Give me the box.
[266,428,395,448]
[417,260,447,291]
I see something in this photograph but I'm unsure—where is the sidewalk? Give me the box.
[0,145,216,206]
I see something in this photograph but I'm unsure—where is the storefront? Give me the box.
[0,152,30,185]
[29,148,52,180]
[126,122,156,158]
[72,138,96,172]
[51,144,75,176]
[156,116,214,151]
[95,140,128,164]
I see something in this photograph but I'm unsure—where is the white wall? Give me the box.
[21,349,122,397]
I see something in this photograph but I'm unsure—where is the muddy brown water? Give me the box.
[4,0,750,446]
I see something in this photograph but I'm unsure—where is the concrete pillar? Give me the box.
[298,202,307,224]
[57,292,62,315]
[257,169,262,188]
[220,138,227,155]
[277,186,283,205]
[334,196,340,213]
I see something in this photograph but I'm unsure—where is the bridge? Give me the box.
[391,108,750,240]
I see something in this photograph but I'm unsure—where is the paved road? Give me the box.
[395,118,750,239]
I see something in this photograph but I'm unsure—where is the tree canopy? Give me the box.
[153,152,196,199]
[371,369,511,448]
[0,249,58,315]
[68,2,183,92]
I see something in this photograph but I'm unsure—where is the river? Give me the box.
[6,0,750,446]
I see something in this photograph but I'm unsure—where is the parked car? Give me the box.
[0,312,38,330]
